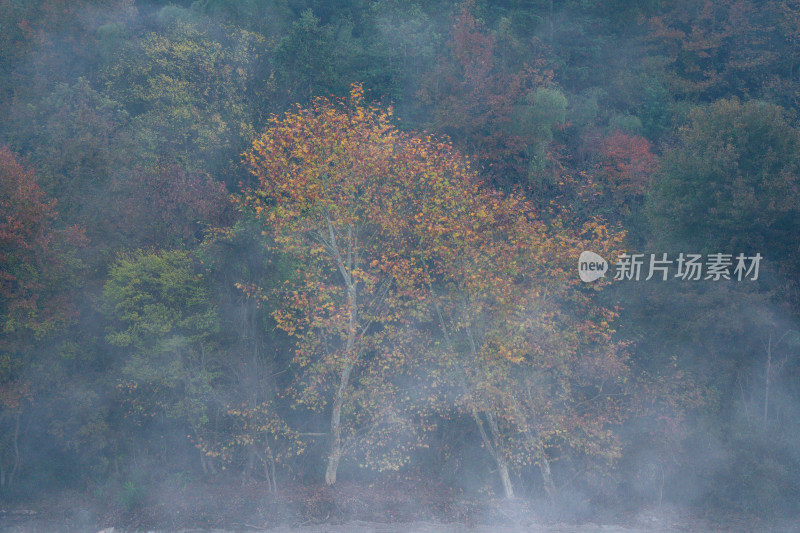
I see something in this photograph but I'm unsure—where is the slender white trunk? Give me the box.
[323,218,359,486]
[498,462,514,499]
[508,394,556,498]
[473,409,515,498]
[486,410,515,498]
[325,359,353,485]
[536,438,556,498]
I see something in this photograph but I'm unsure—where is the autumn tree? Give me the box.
[646,0,795,105]
[109,161,229,248]
[419,2,564,190]
[242,85,629,495]
[242,85,437,485]
[3,79,135,248]
[409,175,627,498]
[567,130,658,225]
[0,147,84,488]
[0,0,135,113]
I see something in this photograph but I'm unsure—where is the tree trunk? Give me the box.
[9,411,20,488]
[326,352,355,485]
[486,411,514,499]
[507,394,556,498]
[325,447,341,485]
[242,444,256,485]
[200,454,216,476]
[764,333,772,433]
[498,461,514,499]
[536,439,556,498]
[268,454,277,492]
[323,218,360,486]
[326,385,345,485]
[472,409,515,498]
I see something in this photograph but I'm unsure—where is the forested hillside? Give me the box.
[1,0,799,530]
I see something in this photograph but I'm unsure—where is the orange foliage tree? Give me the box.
[411,176,627,498]
[241,85,436,484]
[241,86,629,493]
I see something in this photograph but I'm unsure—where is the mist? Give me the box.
[1,1,799,532]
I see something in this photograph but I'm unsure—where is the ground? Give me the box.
[0,478,796,532]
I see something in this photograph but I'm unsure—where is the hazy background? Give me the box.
[0,0,798,530]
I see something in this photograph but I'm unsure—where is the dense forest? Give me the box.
[1,0,799,530]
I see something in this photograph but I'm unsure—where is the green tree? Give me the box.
[103,17,264,180]
[272,9,364,105]
[102,249,222,473]
[648,98,800,289]
[642,98,800,512]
